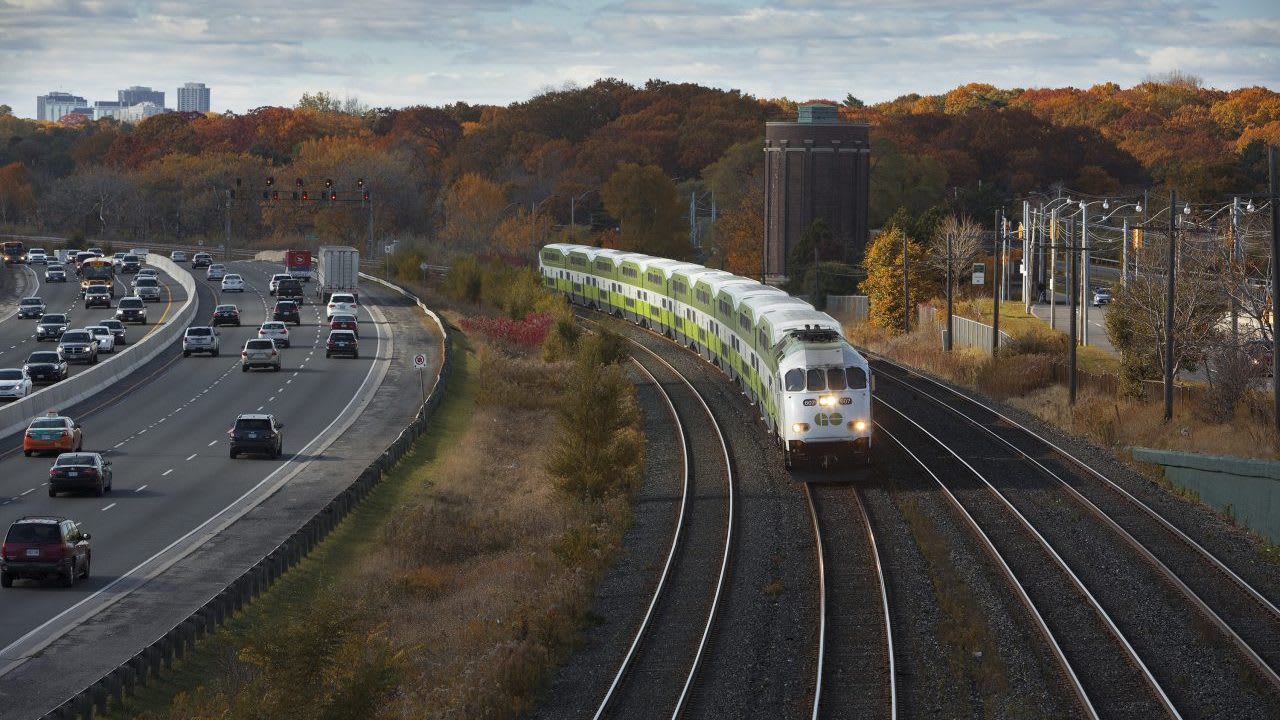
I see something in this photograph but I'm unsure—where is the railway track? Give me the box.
[587,320,735,720]
[803,482,895,719]
[873,357,1280,718]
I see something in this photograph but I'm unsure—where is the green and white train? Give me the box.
[539,243,872,468]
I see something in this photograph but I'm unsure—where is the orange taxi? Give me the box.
[23,413,83,457]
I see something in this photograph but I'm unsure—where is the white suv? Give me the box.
[182,326,220,357]
[326,293,358,319]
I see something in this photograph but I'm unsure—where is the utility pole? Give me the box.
[366,190,374,258]
[1068,217,1078,404]
[902,232,910,333]
[1023,199,1032,313]
[1081,201,1090,346]
[1165,190,1177,423]
[993,210,1002,355]
[1050,207,1058,330]
[689,192,697,249]
[1231,196,1241,345]
[945,228,954,351]
[1269,146,1279,434]
[223,189,232,262]
[1122,217,1130,290]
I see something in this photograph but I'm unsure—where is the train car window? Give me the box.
[846,367,868,389]
[807,369,826,391]
[785,369,805,392]
[827,368,847,391]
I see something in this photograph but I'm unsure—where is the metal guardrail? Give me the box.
[39,274,451,720]
[827,295,868,324]
[948,316,1013,355]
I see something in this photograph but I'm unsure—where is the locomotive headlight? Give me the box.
[854,420,868,432]
[818,395,837,407]
[792,423,810,433]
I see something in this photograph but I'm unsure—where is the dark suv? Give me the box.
[228,414,284,459]
[272,300,301,326]
[275,278,304,304]
[1,516,91,587]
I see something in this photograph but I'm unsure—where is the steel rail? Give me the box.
[804,483,897,720]
[877,399,1179,719]
[582,316,735,719]
[874,360,1280,688]
[870,352,1280,622]
[590,355,690,720]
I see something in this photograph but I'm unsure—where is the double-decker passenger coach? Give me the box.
[540,243,872,469]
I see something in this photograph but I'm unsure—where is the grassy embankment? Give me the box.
[108,263,644,719]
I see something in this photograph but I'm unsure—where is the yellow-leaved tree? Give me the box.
[861,226,939,332]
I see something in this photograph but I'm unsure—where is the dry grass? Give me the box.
[114,331,640,720]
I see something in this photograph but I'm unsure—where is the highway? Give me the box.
[0,261,186,379]
[0,259,381,654]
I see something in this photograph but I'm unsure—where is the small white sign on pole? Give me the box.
[413,353,427,369]
[972,263,985,286]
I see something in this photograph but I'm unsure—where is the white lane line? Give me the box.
[268,396,275,401]
[256,405,264,411]
[20,488,33,496]
[138,429,147,435]
[162,469,173,476]
[207,440,217,446]
[185,453,197,461]
[135,485,147,492]
[292,372,299,377]
[101,503,116,512]
[113,442,124,448]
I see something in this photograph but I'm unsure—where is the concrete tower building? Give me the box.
[763,103,870,284]
[176,82,210,112]
[118,86,165,108]
[36,91,87,121]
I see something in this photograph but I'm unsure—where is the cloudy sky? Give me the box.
[2,0,1277,118]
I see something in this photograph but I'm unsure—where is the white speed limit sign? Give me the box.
[413,353,427,369]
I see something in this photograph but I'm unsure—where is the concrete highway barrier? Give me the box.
[0,255,197,440]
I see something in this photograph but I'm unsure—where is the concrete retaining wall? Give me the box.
[0,256,197,439]
[1131,446,1280,545]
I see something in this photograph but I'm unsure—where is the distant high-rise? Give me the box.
[176,82,210,112]
[763,103,871,283]
[93,101,124,121]
[118,85,164,108]
[36,91,87,121]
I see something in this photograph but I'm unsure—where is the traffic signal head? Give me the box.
[363,191,370,202]
[330,191,337,201]
[295,177,304,187]
[272,191,280,201]
[356,178,364,189]
[301,191,309,201]
[262,190,269,200]
[324,178,333,189]
[266,176,274,187]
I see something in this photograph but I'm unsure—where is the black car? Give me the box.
[23,351,68,383]
[325,330,359,358]
[120,254,141,273]
[48,452,112,497]
[228,414,284,459]
[1,516,91,588]
[100,319,127,346]
[211,304,241,327]
[17,297,45,319]
[58,330,98,365]
[115,297,147,324]
[191,253,213,268]
[36,314,69,341]
[83,286,112,309]
[272,300,301,326]
[45,265,67,282]
[275,278,305,304]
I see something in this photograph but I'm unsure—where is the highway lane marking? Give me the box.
[185,453,197,461]
[138,429,147,434]
[256,405,264,411]
[162,469,173,476]
[268,396,275,402]
[292,371,298,377]
[20,488,33,496]
[113,442,124,448]
[207,440,217,446]
[135,485,147,492]
[101,503,116,511]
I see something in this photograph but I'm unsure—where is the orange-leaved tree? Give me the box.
[861,226,939,332]
[601,163,685,259]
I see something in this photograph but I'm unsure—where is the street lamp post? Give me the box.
[1164,191,1178,423]
[902,230,910,333]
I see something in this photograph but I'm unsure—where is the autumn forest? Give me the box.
[0,75,1275,281]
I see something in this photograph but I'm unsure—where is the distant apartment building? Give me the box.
[93,101,124,121]
[176,82,210,112]
[36,91,87,121]
[118,85,165,108]
[119,101,168,124]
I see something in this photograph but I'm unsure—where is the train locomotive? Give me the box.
[539,243,872,469]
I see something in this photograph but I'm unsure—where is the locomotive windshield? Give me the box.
[785,366,867,392]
